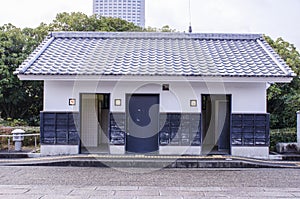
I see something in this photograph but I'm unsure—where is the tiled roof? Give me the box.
[15,32,296,78]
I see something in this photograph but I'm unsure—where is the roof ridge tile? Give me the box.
[50,31,263,40]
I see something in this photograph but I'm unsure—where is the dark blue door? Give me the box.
[126,94,159,153]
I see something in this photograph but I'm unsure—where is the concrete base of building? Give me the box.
[39,144,270,159]
[159,146,201,155]
[109,145,125,154]
[108,145,202,155]
[41,145,79,156]
[231,146,269,159]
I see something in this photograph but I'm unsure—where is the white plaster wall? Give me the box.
[44,80,267,113]
[190,82,267,113]
[228,83,267,113]
[159,146,201,155]
[44,81,115,112]
[44,81,76,111]
[41,145,79,156]
[231,146,269,159]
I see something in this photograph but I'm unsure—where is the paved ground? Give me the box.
[0,166,299,198]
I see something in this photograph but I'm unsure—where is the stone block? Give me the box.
[109,145,125,154]
[41,145,79,156]
[276,142,300,153]
[231,146,269,159]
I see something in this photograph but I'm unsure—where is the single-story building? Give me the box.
[15,32,295,158]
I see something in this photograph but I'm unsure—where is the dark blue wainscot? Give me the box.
[231,113,270,158]
[159,113,201,144]
[39,111,270,157]
[159,113,202,155]
[109,112,201,155]
[40,112,80,155]
[231,114,270,146]
[109,112,126,154]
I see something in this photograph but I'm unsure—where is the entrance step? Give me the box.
[0,154,299,168]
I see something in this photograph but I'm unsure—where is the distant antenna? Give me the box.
[188,0,192,33]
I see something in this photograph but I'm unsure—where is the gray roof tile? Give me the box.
[14,32,296,78]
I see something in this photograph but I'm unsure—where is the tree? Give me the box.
[49,12,143,32]
[0,12,146,125]
[265,36,300,129]
[145,25,176,32]
[0,24,44,124]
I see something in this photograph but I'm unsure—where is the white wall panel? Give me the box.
[44,80,267,113]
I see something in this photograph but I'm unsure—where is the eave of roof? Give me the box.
[17,74,294,83]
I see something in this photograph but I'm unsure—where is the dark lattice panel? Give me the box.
[109,113,126,145]
[231,114,270,146]
[159,113,201,146]
[40,112,80,145]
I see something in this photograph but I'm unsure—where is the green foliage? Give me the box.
[0,12,148,125]
[22,126,40,147]
[145,25,177,32]
[22,135,40,147]
[0,24,44,125]
[0,118,28,127]
[49,12,143,32]
[264,36,300,129]
[269,128,296,151]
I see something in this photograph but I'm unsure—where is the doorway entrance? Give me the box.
[201,94,231,155]
[80,94,110,154]
[126,94,159,154]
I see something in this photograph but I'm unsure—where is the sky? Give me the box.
[0,0,299,50]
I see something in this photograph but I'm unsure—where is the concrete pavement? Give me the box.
[0,166,300,198]
[1,184,300,198]
[0,154,300,198]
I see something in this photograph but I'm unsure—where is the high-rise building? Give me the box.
[93,0,145,27]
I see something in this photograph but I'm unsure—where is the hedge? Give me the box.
[270,128,297,151]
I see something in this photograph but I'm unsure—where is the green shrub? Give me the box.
[22,126,40,146]
[0,118,28,127]
[270,128,297,151]
[22,135,40,147]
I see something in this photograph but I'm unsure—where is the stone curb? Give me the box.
[0,155,299,168]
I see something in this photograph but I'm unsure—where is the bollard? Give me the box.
[297,111,300,144]
[11,129,25,151]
